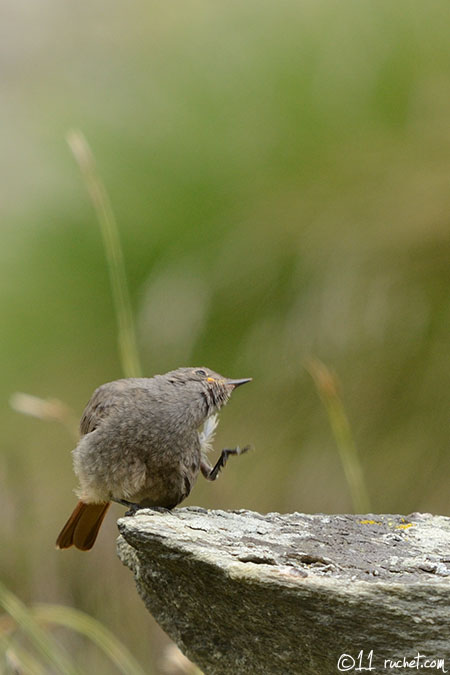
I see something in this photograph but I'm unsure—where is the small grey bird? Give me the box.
[56,367,251,551]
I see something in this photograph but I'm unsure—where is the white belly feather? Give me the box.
[198,414,219,455]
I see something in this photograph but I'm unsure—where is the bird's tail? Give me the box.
[56,500,110,551]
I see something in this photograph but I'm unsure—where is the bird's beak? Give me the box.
[226,377,252,388]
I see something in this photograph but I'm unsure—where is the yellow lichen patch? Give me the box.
[395,523,414,530]
[359,519,382,525]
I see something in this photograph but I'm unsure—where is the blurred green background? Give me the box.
[1,0,450,671]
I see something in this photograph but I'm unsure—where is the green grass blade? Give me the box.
[0,582,80,675]
[67,129,142,379]
[33,604,147,675]
[306,358,371,514]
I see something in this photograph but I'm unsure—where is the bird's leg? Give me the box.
[112,498,139,508]
[111,497,141,516]
[112,498,172,516]
[201,445,251,481]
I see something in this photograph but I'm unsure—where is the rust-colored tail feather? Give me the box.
[56,500,110,551]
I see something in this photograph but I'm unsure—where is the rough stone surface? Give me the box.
[117,508,450,674]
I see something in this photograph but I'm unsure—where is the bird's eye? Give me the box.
[195,369,207,377]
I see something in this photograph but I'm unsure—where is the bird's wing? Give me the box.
[79,379,135,436]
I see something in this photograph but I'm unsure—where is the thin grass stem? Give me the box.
[67,129,142,378]
[306,357,371,514]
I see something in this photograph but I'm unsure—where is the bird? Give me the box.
[56,367,252,551]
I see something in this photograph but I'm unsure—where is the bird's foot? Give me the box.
[138,505,172,514]
[208,444,252,480]
[111,498,141,516]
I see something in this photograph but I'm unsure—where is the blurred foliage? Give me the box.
[1,0,449,672]
[0,581,147,674]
